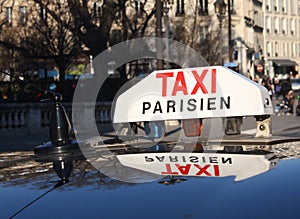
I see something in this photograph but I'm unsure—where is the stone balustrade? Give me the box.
[0,102,112,135]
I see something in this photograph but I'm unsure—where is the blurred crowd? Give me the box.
[252,75,298,116]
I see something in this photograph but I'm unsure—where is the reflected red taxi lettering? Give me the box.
[161,164,220,176]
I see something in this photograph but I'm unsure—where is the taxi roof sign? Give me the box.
[113,66,273,123]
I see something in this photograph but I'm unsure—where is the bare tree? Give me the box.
[0,1,83,80]
[64,0,120,57]
[171,12,220,66]
[0,0,161,81]
[28,1,82,80]
[65,0,157,78]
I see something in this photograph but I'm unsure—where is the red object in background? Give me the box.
[257,64,263,73]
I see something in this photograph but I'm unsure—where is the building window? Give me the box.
[283,43,285,57]
[266,0,271,11]
[282,18,287,34]
[199,26,209,40]
[176,0,185,16]
[283,42,288,57]
[56,0,61,10]
[19,6,27,26]
[282,0,288,13]
[232,25,236,37]
[198,0,208,16]
[266,41,271,57]
[274,0,279,12]
[37,3,47,21]
[274,17,279,34]
[229,0,235,14]
[275,42,278,57]
[292,43,297,57]
[93,2,103,19]
[134,0,143,14]
[291,19,295,35]
[291,0,295,14]
[5,7,12,27]
[266,16,271,33]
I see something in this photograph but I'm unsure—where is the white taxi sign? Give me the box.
[113,66,272,123]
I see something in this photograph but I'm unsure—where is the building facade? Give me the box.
[264,0,300,79]
[164,0,299,79]
[0,0,299,80]
[165,0,266,78]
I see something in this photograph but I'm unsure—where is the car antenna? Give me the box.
[9,180,68,219]
[1,70,79,217]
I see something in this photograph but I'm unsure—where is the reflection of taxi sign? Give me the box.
[117,152,278,181]
[114,66,273,138]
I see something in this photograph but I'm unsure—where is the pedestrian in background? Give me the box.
[284,90,295,115]
[273,78,281,100]
[261,78,273,99]
[281,78,292,97]
[267,77,274,99]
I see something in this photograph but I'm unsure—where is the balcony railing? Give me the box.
[0,102,112,135]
